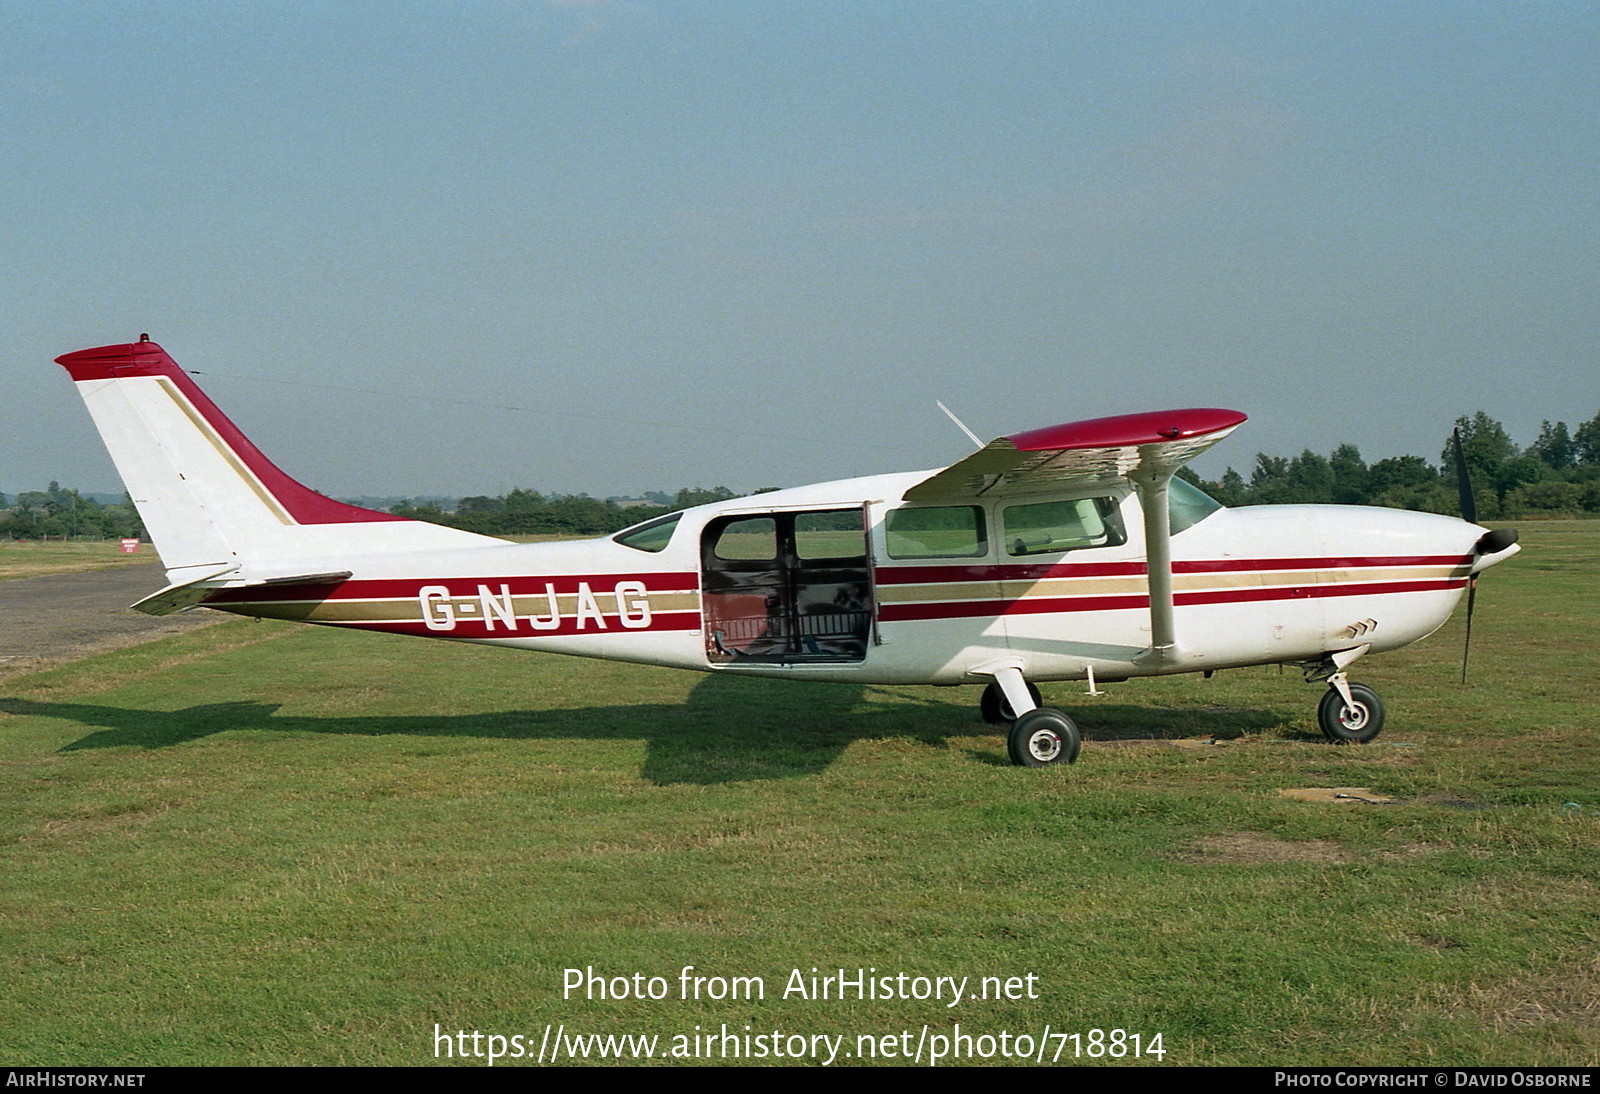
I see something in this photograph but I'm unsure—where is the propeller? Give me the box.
[1452,428,1479,683]
[1452,428,1518,683]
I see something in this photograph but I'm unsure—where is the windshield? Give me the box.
[1168,477,1224,534]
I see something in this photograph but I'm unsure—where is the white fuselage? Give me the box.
[199,470,1493,688]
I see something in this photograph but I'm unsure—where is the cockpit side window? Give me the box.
[1002,497,1126,556]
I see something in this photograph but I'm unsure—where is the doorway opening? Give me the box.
[701,508,873,664]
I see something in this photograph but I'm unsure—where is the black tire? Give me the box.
[980,680,1042,725]
[1007,708,1081,767]
[1317,683,1385,744]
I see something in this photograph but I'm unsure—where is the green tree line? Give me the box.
[1181,410,1600,519]
[9,409,1596,541]
[0,483,144,539]
[387,485,748,538]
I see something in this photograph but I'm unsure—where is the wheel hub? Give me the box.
[1028,729,1062,762]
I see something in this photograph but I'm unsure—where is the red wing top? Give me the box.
[905,408,1247,501]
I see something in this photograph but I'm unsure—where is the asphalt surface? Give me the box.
[0,562,229,676]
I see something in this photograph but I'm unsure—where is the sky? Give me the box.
[5,1,1597,501]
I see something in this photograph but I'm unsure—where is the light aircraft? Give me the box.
[56,337,1519,766]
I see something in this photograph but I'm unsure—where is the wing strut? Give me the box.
[1129,467,1177,663]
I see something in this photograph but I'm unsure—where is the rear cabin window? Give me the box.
[885,506,987,559]
[1002,497,1126,556]
[794,510,867,560]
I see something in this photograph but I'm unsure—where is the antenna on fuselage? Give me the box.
[935,401,984,449]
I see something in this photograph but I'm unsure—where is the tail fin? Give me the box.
[57,338,496,585]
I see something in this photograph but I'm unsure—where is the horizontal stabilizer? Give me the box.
[132,567,356,615]
[131,565,241,616]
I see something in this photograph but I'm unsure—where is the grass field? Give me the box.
[0,522,1595,1066]
[0,540,150,581]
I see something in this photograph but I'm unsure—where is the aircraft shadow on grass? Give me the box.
[3,674,1287,785]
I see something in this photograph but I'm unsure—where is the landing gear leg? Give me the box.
[979,680,1041,724]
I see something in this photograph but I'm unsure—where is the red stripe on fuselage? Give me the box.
[874,554,1471,585]
[877,577,1468,623]
[201,571,701,605]
[1175,577,1468,605]
[1173,555,1470,573]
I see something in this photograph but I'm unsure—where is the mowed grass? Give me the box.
[0,540,150,580]
[0,522,1595,1066]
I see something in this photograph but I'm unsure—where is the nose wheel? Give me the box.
[1317,681,1385,744]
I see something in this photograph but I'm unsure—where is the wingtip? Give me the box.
[1008,408,1248,453]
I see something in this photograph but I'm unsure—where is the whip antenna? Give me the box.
[936,401,983,448]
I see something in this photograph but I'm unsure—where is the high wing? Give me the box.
[907,408,1248,665]
[904,408,1248,501]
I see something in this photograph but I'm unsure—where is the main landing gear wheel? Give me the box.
[980,680,1042,724]
[1007,708,1081,767]
[1317,683,1385,744]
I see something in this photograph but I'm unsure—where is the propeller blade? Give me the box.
[1451,427,1478,525]
[1452,427,1491,684]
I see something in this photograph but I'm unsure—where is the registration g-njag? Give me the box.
[57,338,1518,766]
